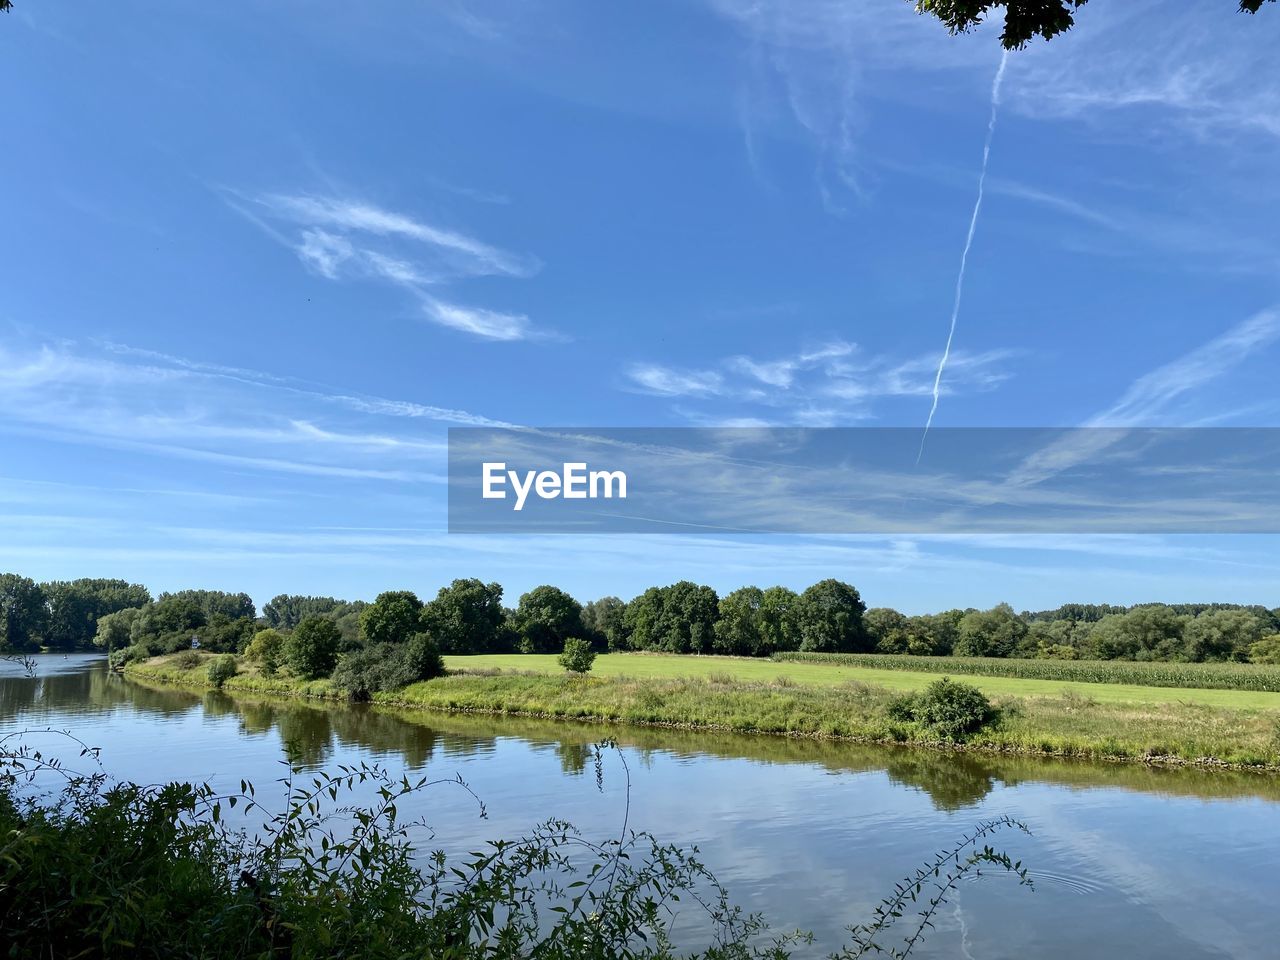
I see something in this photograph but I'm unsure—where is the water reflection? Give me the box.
[4,655,1280,959]
[8,656,1279,811]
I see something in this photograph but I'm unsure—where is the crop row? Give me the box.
[771,652,1280,693]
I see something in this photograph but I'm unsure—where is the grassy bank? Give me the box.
[126,653,1280,770]
[441,652,1280,710]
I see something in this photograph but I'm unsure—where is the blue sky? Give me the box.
[3,0,1280,613]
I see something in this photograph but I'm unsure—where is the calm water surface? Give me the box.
[3,654,1278,958]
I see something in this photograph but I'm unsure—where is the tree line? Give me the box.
[3,570,1278,668]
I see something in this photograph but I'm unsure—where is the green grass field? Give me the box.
[128,652,1280,768]
[443,653,1280,711]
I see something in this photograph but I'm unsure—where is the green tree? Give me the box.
[158,590,255,622]
[245,628,285,674]
[360,591,425,646]
[42,578,151,650]
[953,603,1027,658]
[713,587,765,656]
[263,594,341,630]
[622,581,719,654]
[420,579,505,655]
[1248,634,1280,664]
[284,616,340,679]
[513,586,585,655]
[795,579,867,653]
[913,1,1275,50]
[93,607,143,652]
[582,596,628,651]
[1184,609,1264,662]
[758,586,801,653]
[865,607,910,654]
[1087,606,1188,661]
[130,597,206,651]
[0,573,46,653]
[558,637,597,674]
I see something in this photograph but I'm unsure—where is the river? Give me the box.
[2,654,1277,958]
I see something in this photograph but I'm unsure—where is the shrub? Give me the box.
[244,628,284,674]
[332,634,445,702]
[887,678,996,741]
[400,632,445,684]
[172,650,203,670]
[912,679,996,740]
[332,644,404,701]
[283,616,340,680]
[107,645,148,670]
[206,654,237,689]
[558,637,596,674]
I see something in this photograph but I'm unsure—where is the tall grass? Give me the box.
[772,652,1280,693]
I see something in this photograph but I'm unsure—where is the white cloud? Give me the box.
[422,297,535,342]
[231,191,550,341]
[626,364,726,398]
[1090,309,1280,427]
[627,340,1014,422]
[0,338,508,481]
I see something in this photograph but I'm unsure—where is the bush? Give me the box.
[332,634,446,702]
[332,644,404,701]
[558,637,596,674]
[283,616,340,680]
[244,628,284,674]
[888,678,996,741]
[400,632,445,684]
[172,650,203,670]
[206,654,237,689]
[107,644,148,670]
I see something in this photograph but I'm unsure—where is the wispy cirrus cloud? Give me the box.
[0,337,518,483]
[230,192,551,342]
[1007,2,1280,140]
[1009,308,1280,486]
[625,339,1014,425]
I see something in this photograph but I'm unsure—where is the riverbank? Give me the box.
[125,653,1280,771]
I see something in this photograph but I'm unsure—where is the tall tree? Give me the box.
[42,578,151,650]
[360,591,425,646]
[284,615,341,680]
[420,579,505,655]
[582,596,628,651]
[513,586,585,654]
[714,587,765,657]
[795,579,867,653]
[623,581,719,655]
[953,603,1027,658]
[263,595,342,630]
[0,573,47,653]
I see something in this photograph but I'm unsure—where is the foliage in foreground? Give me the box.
[0,730,1031,959]
[774,651,1280,693]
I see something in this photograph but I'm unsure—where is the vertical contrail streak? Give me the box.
[918,52,1009,463]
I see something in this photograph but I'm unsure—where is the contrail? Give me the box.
[918,51,1009,463]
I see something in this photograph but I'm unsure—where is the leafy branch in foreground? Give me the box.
[0,731,1033,958]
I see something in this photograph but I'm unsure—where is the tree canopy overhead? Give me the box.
[915,0,1275,49]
